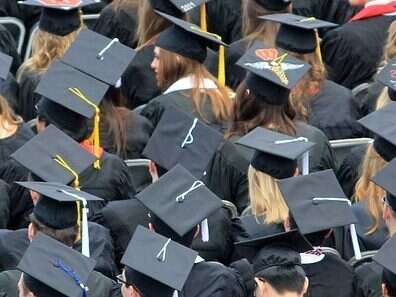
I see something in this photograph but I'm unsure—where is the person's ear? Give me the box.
[302,277,309,295]
[30,190,40,205]
[383,204,391,221]
[148,222,155,231]
[36,118,47,134]
[283,217,291,232]
[193,224,200,239]
[27,223,36,242]
[294,167,300,176]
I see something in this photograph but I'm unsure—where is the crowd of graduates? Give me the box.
[1,0,396,296]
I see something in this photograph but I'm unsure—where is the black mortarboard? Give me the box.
[155,11,227,63]
[142,106,223,179]
[0,52,12,81]
[35,60,109,118]
[149,0,210,16]
[19,0,98,36]
[373,234,396,288]
[278,170,357,234]
[260,13,337,53]
[372,159,396,212]
[255,0,291,10]
[17,181,103,229]
[236,127,314,178]
[236,42,310,104]
[121,225,197,293]
[11,124,96,185]
[62,29,137,86]
[136,164,223,237]
[358,102,396,162]
[17,232,95,297]
[376,57,396,101]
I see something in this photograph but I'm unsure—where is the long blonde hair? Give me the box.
[289,50,326,122]
[17,26,82,79]
[242,0,291,46]
[248,166,289,224]
[0,95,22,132]
[354,144,387,234]
[156,48,232,122]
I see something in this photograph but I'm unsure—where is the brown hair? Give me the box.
[17,23,82,79]
[248,166,289,224]
[113,0,139,10]
[242,0,292,46]
[289,50,326,122]
[156,48,232,122]
[384,20,396,62]
[354,144,387,234]
[0,95,22,132]
[226,81,296,138]
[29,213,79,247]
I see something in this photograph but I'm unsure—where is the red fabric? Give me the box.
[80,140,104,158]
[350,4,396,21]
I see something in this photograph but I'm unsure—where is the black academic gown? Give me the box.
[79,151,134,218]
[93,2,138,48]
[321,15,396,89]
[226,38,249,90]
[100,108,153,160]
[308,80,364,140]
[0,223,117,278]
[92,198,235,268]
[354,261,383,297]
[16,69,42,121]
[0,269,122,297]
[0,74,19,112]
[0,123,34,165]
[303,253,355,297]
[0,24,21,76]
[0,180,10,229]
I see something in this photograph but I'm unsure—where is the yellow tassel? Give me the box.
[68,87,101,169]
[200,4,207,32]
[218,45,225,86]
[53,154,80,189]
[314,30,324,68]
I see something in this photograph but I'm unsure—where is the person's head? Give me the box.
[227,80,296,138]
[355,144,389,234]
[253,247,308,297]
[18,273,66,297]
[242,0,292,45]
[382,268,396,297]
[0,94,22,131]
[382,194,396,236]
[151,46,232,122]
[248,166,291,224]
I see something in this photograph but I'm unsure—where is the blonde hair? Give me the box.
[156,48,232,122]
[242,0,291,46]
[289,50,326,122]
[354,144,387,234]
[376,87,390,110]
[248,166,289,224]
[384,20,396,62]
[17,25,82,79]
[0,95,22,132]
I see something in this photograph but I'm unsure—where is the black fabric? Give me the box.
[277,25,317,53]
[245,73,290,105]
[0,24,21,76]
[0,73,19,113]
[322,15,396,89]
[354,261,382,297]
[255,0,290,10]
[225,38,249,90]
[251,150,297,179]
[93,3,138,48]
[303,253,355,297]
[17,69,42,121]
[0,180,10,229]
[373,136,396,162]
[308,80,364,140]
[0,223,117,278]
[39,8,81,36]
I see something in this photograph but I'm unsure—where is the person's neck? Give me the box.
[388,222,396,236]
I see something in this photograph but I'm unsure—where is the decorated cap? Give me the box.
[236,127,314,179]
[373,234,396,289]
[376,57,396,101]
[236,41,310,104]
[260,13,337,53]
[17,232,96,297]
[149,0,210,16]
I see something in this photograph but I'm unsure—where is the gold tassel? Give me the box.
[68,87,101,169]
[200,4,207,32]
[315,30,324,68]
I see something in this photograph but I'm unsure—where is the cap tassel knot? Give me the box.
[181,118,198,148]
[156,238,171,262]
[176,181,204,203]
[53,258,89,297]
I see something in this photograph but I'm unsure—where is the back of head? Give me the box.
[23,273,67,297]
[383,268,396,296]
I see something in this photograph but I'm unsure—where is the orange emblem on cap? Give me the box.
[39,0,81,6]
[255,48,279,61]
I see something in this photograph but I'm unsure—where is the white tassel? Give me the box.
[81,199,90,258]
[201,219,209,242]
[302,151,309,175]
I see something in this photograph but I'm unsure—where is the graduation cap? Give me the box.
[62,29,137,86]
[236,127,314,178]
[150,0,210,16]
[155,11,227,84]
[121,225,197,296]
[376,57,396,101]
[372,159,396,212]
[11,124,96,187]
[136,164,223,242]
[236,42,311,104]
[278,170,362,259]
[35,60,110,167]
[17,232,96,297]
[19,0,99,36]
[0,52,12,81]
[17,181,103,257]
[358,102,396,162]
[142,105,223,179]
[255,0,291,10]
[373,234,396,288]
[260,13,337,54]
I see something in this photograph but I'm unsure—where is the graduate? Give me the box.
[0,52,20,113]
[265,13,364,140]
[226,0,292,90]
[321,0,396,89]
[226,43,336,173]
[0,25,21,76]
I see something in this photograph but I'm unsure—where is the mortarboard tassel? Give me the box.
[68,87,101,169]
[200,4,207,32]
[54,258,89,297]
[201,218,209,242]
[314,30,324,69]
